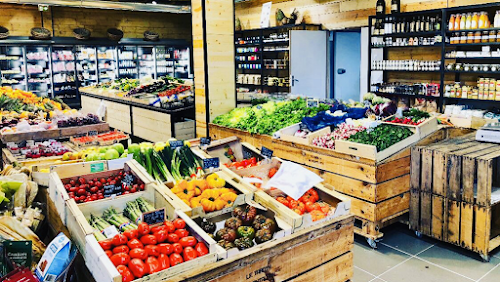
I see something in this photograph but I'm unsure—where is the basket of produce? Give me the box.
[73,27,91,40]
[107,28,124,41]
[30,27,51,40]
[0,26,9,40]
[144,30,159,41]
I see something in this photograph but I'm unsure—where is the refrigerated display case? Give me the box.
[118,45,138,79]
[52,46,78,107]
[0,46,25,90]
[156,46,174,77]
[174,47,190,79]
[138,46,155,79]
[26,45,51,98]
[76,46,98,88]
[97,46,117,83]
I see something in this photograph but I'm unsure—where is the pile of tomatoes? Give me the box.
[387,117,424,126]
[98,219,209,281]
[158,85,191,97]
[275,188,333,221]
[223,157,260,169]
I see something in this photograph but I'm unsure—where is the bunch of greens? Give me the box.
[403,108,430,120]
[348,124,414,151]
[212,99,329,135]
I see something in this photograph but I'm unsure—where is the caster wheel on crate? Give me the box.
[366,238,378,249]
[415,231,423,238]
[480,253,490,263]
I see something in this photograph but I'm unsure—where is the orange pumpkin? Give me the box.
[219,192,238,208]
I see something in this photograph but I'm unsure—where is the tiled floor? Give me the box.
[353,223,500,282]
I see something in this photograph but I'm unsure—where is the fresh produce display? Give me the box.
[385,108,431,125]
[170,174,239,212]
[212,99,330,135]
[273,188,334,221]
[62,170,145,203]
[198,204,277,251]
[348,124,414,151]
[0,86,66,113]
[0,216,46,260]
[223,157,260,169]
[55,113,101,127]
[89,198,154,232]
[7,140,72,159]
[71,131,128,146]
[93,217,210,281]
[129,141,204,183]
[312,123,366,149]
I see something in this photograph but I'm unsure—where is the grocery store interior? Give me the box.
[1,0,500,282]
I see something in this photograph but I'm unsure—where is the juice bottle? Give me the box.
[455,13,461,30]
[449,14,455,31]
[472,12,479,29]
[466,13,472,29]
[460,13,467,30]
[479,11,487,29]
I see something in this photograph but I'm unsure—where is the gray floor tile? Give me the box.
[490,246,500,259]
[352,266,376,282]
[379,257,474,282]
[379,225,436,255]
[417,242,500,280]
[478,264,500,282]
[353,236,411,276]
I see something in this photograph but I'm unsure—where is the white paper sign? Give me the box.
[260,2,272,28]
[103,225,120,238]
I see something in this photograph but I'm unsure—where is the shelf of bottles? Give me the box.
[155,46,174,78]
[118,46,138,79]
[0,46,26,90]
[173,47,191,79]
[97,46,118,82]
[26,46,52,98]
[52,46,78,104]
[76,46,98,88]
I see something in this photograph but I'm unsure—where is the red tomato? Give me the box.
[140,234,157,245]
[112,234,128,246]
[172,243,183,254]
[113,245,130,254]
[268,167,278,178]
[164,221,175,233]
[169,253,184,266]
[173,218,186,230]
[123,229,139,240]
[276,196,290,208]
[158,254,170,270]
[98,239,113,251]
[154,230,168,243]
[195,242,209,257]
[157,243,174,255]
[145,245,160,257]
[127,238,144,250]
[110,253,130,267]
[179,236,197,248]
[305,202,321,213]
[145,257,161,273]
[182,247,198,261]
[116,265,135,282]
[129,248,148,260]
[129,258,150,278]
[138,222,150,236]
[175,229,189,238]
[151,225,168,233]
[105,250,113,258]
[167,233,180,243]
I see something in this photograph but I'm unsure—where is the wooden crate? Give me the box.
[208,123,471,244]
[132,106,172,142]
[81,95,132,134]
[277,123,331,146]
[2,142,78,168]
[382,115,439,139]
[0,123,110,143]
[175,119,196,140]
[48,160,154,224]
[410,134,500,261]
[32,160,104,186]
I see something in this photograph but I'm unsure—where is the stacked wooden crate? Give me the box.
[410,133,500,261]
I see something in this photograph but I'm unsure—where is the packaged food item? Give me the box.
[35,233,77,282]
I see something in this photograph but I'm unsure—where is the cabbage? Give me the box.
[363,92,375,101]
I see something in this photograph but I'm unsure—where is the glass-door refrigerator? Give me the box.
[118,45,138,79]
[26,46,51,97]
[0,45,26,90]
[97,46,117,83]
[76,46,98,87]
[52,46,78,107]
[174,47,191,79]
[138,46,155,79]
[155,46,174,78]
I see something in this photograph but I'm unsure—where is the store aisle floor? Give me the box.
[353,224,500,282]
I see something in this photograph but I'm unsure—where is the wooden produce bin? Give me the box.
[2,141,79,168]
[208,124,461,247]
[382,116,439,139]
[410,133,500,261]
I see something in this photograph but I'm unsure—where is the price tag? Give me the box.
[142,208,166,226]
[203,157,220,169]
[261,146,273,158]
[200,137,211,146]
[103,184,117,197]
[90,163,105,173]
[122,173,135,186]
[243,150,253,160]
[88,130,99,136]
[102,226,120,239]
[169,140,184,149]
[307,98,319,108]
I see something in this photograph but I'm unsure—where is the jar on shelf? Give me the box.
[479,89,484,99]
[489,90,496,100]
[445,84,452,97]
[482,31,489,43]
[475,31,482,43]
[490,78,496,90]
[467,32,474,43]
[462,85,469,98]
[471,88,479,99]
[497,30,500,42]
[460,32,467,44]
[490,30,497,43]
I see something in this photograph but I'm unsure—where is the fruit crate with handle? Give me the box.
[381,115,438,139]
[410,133,500,262]
[79,194,218,282]
[48,159,155,224]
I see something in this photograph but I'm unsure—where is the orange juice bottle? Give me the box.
[455,13,461,30]
[460,13,467,30]
[479,11,487,29]
[472,12,479,29]
[466,13,472,29]
[449,14,455,31]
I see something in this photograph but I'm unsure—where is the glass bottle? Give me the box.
[454,13,461,31]
[435,15,441,31]
[466,12,472,30]
[420,16,425,31]
[391,0,400,14]
[376,0,386,15]
[410,17,415,32]
[425,16,430,31]
[460,13,466,30]
[479,11,487,29]
[449,14,455,31]
[472,12,479,29]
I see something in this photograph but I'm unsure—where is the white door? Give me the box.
[290,30,328,99]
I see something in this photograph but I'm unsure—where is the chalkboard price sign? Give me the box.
[169,140,184,149]
[203,157,220,169]
[122,173,135,187]
[103,184,117,197]
[200,137,211,146]
[261,146,273,158]
[88,130,99,136]
[306,98,319,108]
[142,208,166,226]
[243,150,253,160]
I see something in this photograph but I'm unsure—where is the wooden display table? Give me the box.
[410,133,500,262]
[0,123,110,143]
[209,123,469,247]
[80,91,195,142]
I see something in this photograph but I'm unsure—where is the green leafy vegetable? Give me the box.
[348,124,413,151]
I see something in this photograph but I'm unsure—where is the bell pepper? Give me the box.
[236,226,256,240]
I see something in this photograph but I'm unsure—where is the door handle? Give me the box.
[291,75,299,87]
[337,68,346,74]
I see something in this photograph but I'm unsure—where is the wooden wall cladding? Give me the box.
[235,0,500,30]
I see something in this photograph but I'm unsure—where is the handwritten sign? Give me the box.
[169,140,184,149]
[203,158,220,169]
[88,130,99,136]
[306,98,319,108]
[260,2,272,28]
[142,208,166,226]
[122,173,135,187]
[103,184,118,197]
[261,146,273,158]
[103,226,120,239]
[200,137,211,146]
[243,150,253,160]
